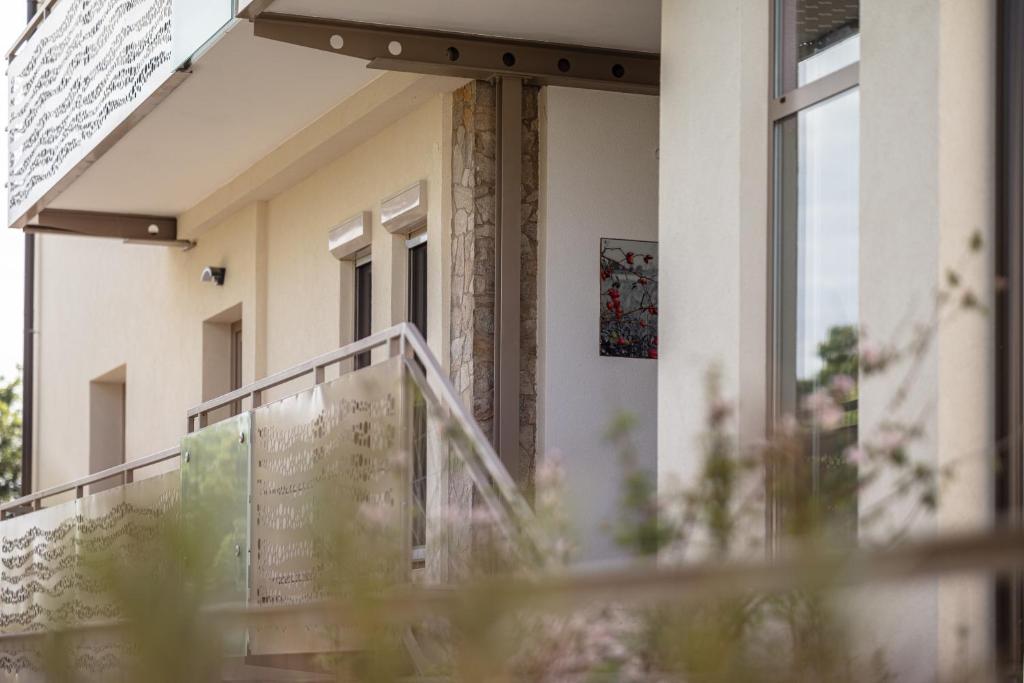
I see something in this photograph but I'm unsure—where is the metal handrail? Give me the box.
[186,325,404,430]
[2,324,532,544]
[0,445,180,518]
[6,0,59,62]
[185,322,534,531]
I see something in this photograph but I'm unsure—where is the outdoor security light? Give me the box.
[200,266,226,286]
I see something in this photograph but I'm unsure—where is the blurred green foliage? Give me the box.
[0,369,22,501]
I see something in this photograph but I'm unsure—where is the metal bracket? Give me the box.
[253,13,659,95]
[26,209,193,248]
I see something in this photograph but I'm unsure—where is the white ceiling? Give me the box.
[267,0,662,53]
[51,20,379,216]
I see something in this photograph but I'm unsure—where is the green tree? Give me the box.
[0,371,22,501]
[815,324,859,387]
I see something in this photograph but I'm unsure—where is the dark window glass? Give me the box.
[354,261,372,370]
[408,240,428,550]
[408,242,428,337]
[777,0,860,94]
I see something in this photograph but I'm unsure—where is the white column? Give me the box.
[657,0,769,496]
[859,0,996,675]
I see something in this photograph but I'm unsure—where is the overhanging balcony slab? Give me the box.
[256,0,662,54]
[38,20,380,230]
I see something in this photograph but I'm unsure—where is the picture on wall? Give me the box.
[600,238,658,359]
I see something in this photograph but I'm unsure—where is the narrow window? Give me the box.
[407,231,428,550]
[407,234,428,338]
[202,304,243,424]
[89,365,126,492]
[230,320,243,416]
[354,250,372,370]
[773,0,860,537]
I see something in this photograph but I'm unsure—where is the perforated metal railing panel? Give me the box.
[249,355,411,656]
[0,472,179,680]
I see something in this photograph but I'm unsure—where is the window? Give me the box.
[354,251,372,370]
[407,233,428,338]
[773,0,860,537]
[202,305,243,424]
[230,320,243,416]
[89,365,126,492]
[407,231,428,550]
[775,0,860,94]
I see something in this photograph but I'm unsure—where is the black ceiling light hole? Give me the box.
[502,52,516,67]
[447,46,460,61]
[612,63,626,78]
[557,58,571,72]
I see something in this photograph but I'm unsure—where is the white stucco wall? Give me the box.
[657,0,770,507]
[857,0,996,675]
[32,91,449,491]
[657,0,996,677]
[539,87,660,563]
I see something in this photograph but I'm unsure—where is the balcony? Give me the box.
[0,324,531,679]
[5,0,659,238]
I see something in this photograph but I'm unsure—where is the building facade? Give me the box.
[5,0,1021,679]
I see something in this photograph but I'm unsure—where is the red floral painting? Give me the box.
[600,238,658,359]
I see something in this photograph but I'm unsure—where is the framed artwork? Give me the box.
[600,238,658,359]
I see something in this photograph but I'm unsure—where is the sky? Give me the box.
[0,2,27,383]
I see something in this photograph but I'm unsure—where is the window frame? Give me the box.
[406,230,428,558]
[996,0,1024,671]
[767,0,862,545]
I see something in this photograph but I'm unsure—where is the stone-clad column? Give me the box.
[449,81,538,490]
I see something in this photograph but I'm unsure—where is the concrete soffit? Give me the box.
[177,71,467,240]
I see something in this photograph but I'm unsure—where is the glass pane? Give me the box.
[777,0,860,93]
[776,88,860,535]
[180,411,251,654]
[354,261,372,370]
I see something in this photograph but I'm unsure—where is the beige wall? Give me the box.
[33,92,449,491]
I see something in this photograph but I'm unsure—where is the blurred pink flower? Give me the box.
[830,373,856,397]
[844,446,867,466]
[877,428,907,453]
[803,389,843,430]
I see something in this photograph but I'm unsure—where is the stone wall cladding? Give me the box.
[449,81,539,489]
[450,81,497,438]
[519,86,540,489]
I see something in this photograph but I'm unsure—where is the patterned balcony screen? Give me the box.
[0,472,179,681]
[248,354,412,655]
[6,0,174,226]
[6,0,233,228]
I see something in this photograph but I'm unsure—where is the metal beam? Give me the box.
[253,13,659,95]
[494,77,523,482]
[27,209,191,248]
[8,70,189,231]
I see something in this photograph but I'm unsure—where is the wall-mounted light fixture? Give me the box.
[327,211,372,260]
[381,180,428,235]
[200,266,226,286]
